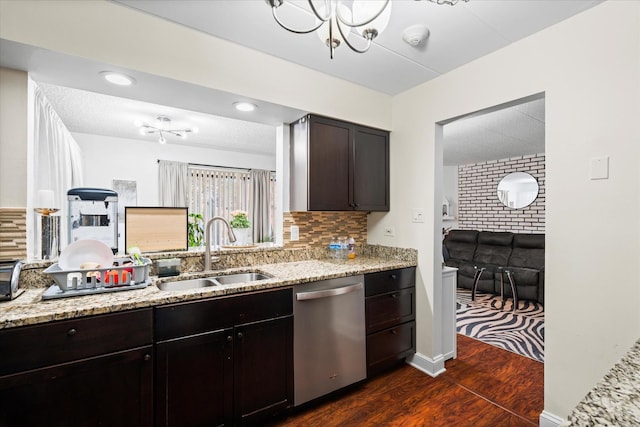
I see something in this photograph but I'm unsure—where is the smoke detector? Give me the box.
[402,24,430,46]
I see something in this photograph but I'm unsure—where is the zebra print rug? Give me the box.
[456,288,545,363]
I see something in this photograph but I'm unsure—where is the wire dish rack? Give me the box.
[42,257,151,300]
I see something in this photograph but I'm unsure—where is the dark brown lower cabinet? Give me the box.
[0,308,154,427]
[154,288,294,427]
[155,329,233,427]
[234,317,293,425]
[366,321,416,376]
[365,267,416,377]
[0,346,153,427]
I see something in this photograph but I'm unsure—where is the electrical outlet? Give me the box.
[290,225,299,241]
[412,208,425,223]
[383,226,395,237]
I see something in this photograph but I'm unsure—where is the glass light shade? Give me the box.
[234,102,256,112]
[317,2,352,48]
[352,0,391,38]
[101,71,135,86]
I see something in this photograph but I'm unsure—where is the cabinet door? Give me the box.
[353,125,389,211]
[367,321,416,377]
[155,329,233,427]
[234,316,293,425]
[308,116,352,211]
[0,346,153,427]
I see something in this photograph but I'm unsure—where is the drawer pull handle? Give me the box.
[227,335,233,342]
[390,329,398,335]
[390,293,398,299]
[144,354,151,362]
[67,328,77,336]
[391,274,397,280]
[237,332,244,340]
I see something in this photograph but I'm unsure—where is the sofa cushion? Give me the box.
[509,234,545,269]
[444,230,478,262]
[506,266,540,286]
[513,234,545,249]
[473,232,514,266]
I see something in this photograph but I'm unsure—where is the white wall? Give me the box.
[0,67,27,207]
[373,1,640,421]
[442,165,458,229]
[73,132,275,205]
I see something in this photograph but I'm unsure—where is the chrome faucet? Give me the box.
[204,216,237,271]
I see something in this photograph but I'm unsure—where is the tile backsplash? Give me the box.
[283,211,368,249]
[7,209,370,262]
[0,208,27,261]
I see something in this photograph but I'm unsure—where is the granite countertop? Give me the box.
[562,339,640,426]
[0,256,416,330]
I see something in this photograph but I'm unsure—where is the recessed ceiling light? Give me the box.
[233,102,257,112]
[100,71,135,86]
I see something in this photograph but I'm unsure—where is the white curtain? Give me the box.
[158,160,188,207]
[31,83,84,253]
[187,166,250,247]
[250,169,273,243]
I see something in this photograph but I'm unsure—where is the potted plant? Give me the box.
[229,210,251,246]
[188,213,204,247]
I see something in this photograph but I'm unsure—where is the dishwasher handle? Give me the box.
[296,282,363,301]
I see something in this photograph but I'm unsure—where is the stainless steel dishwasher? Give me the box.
[293,275,366,406]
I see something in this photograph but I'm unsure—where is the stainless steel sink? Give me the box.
[157,272,272,291]
[210,272,272,285]
[156,278,218,291]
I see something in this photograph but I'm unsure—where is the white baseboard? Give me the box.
[406,352,446,377]
[540,410,566,427]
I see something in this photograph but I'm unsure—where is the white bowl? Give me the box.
[59,239,114,271]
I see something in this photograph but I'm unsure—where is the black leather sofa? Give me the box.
[444,230,545,304]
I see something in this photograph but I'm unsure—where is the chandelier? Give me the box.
[134,116,198,144]
[265,0,468,59]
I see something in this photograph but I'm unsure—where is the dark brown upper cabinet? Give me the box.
[290,114,390,212]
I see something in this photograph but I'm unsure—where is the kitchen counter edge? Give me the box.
[0,258,416,330]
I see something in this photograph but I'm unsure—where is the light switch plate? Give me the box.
[412,208,425,223]
[590,156,609,180]
[290,225,299,241]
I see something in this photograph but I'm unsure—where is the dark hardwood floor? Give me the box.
[268,334,543,427]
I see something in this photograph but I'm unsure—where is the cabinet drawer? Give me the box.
[365,288,415,334]
[365,267,416,297]
[0,308,153,376]
[155,288,293,341]
[366,321,415,377]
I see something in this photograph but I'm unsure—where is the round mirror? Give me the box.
[497,172,539,209]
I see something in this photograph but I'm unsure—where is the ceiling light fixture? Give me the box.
[233,102,257,112]
[134,116,198,144]
[422,0,469,5]
[265,0,392,59]
[100,71,135,86]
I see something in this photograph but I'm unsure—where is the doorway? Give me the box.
[438,93,546,364]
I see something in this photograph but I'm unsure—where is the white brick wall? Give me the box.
[458,154,545,233]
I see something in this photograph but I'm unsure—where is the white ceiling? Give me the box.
[1,0,596,162]
[443,95,545,166]
[38,83,279,155]
[115,0,601,96]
